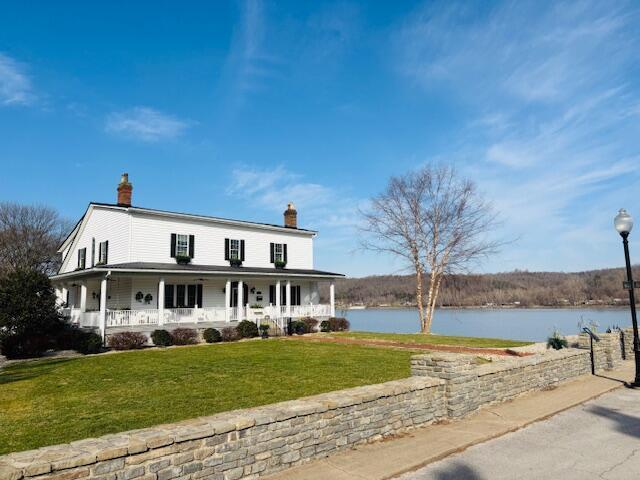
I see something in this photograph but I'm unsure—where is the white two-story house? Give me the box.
[51,174,343,340]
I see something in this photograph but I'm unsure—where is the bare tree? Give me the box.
[0,203,72,276]
[360,164,500,333]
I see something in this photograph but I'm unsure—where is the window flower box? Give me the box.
[274,260,287,269]
[176,255,191,265]
[229,258,242,267]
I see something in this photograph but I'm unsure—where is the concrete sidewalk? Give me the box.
[265,361,635,480]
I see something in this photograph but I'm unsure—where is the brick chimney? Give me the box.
[284,202,297,228]
[117,173,133,207]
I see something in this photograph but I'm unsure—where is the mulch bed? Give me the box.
[285,335,531,357]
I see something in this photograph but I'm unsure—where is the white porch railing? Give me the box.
[66,304,332,329]
[106,309,159,327]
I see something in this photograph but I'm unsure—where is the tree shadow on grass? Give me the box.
[0,357,76,385]
[587,404,640,439]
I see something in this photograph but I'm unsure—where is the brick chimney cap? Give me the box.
[120,173,130,185]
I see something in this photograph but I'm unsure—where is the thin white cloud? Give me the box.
[226,165,361,230]
[392,1,640,272]
[105,107,189,142]
[0,52,35,106]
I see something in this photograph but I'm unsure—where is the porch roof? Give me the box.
[50,262,344,281]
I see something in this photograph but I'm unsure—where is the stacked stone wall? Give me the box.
[577,332,624,370]
[621,328,636,360]
[0,377,446,480]
[411,349,592,418]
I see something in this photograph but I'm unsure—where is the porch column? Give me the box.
[238,280,244,321]
[61,287,68,307]
[225,279,231,322]
[286,280,291,317]
[330,281,336,317]
[158,277,165,326]
[79,283,87,313]
[99,276,108,343]
[275,280,281,317]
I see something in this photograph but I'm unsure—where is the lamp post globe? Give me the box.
[614,208,633,236]
[615,208,640,387]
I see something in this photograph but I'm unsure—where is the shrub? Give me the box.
[300,317,319,333]
[547,329,568,350]
[77,332,103,354]
[0,333,51,359]
[328,317,350,332]
[170,328,198,345]
[203,328,222,343]
[56,325,103,354]
[320,320,330,333]
[221,327,239,342]
[236,320,259,338]
[0,270,62,358]
[289,320,306,335]
[151,329,172,347]
[108,331,147,350]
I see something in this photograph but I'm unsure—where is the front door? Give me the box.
[230,282,249,307]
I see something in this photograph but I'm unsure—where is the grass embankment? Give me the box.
[0,340,412,455]
[329,331,533,348]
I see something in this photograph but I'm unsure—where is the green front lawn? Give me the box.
[329,331,533,348]
[0,340,412,455]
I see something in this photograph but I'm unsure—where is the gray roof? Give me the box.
[50,262,344,280]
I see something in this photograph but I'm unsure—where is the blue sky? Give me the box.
[1,0,640,277]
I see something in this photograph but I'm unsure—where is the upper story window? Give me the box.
[176,234,189,257]
[270,242,288,266]
[225,238,245,264]
[170,233,195,259]
[77,248,86,269]
[274,243,283,262]
[98,241,109,265]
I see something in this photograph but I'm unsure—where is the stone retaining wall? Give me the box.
[577,332,623,371]
[0,377,446,480]
[621,327,636,360]
[411,349,592,418]
[2,342,631,480]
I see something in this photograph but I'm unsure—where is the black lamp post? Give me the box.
[614,208,640,387]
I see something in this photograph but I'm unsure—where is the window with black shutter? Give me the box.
[98,241,108,265]
[77,248,86,269]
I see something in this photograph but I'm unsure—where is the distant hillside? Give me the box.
[321,267,640,308]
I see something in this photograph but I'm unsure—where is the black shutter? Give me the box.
[104,241,109,264]
[224,238,230,260]
[269,285,275,304]
[196,284,203,308]
[280,285,286,305]
[189,235,195,258]
[296,286,301,306]
[283,244,288,263]
[164,284,174,308]
[91,239,95,267]
[187,285,197,307]
[170,234,177,257]
[270,243,275,263]
[240,240,245,261]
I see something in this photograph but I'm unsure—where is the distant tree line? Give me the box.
[321,268,640,308]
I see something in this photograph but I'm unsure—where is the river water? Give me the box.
[342,308,633,342]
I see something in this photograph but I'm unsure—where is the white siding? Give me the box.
[60,206,130,274]
[129,212,314,269]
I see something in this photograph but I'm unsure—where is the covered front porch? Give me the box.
[54,269,337,339]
